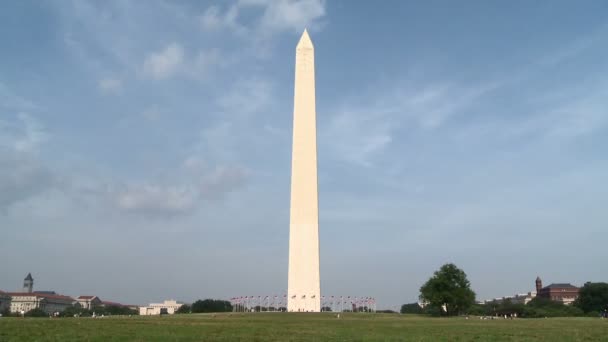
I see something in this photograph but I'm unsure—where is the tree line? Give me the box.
[402,263,608,318]
[176,299,233,314]
[1,305,138,318]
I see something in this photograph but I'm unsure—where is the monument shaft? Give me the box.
[288,30,320,312]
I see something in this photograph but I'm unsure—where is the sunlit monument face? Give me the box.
[287,29,321,313]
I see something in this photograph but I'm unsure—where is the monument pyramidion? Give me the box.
[287,29,321,313]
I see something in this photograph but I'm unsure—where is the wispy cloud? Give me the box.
[537,23,608,68]
[217,78,274,117]
[200,0,327,36]
[321,80,499,166]
[0,83,39,111]
[0,153,55,211]
[110,163,249,217]
[0,113,54,210]
[200,5,243,33]
[253,0,326,34]
[142,43,185,80]
[0,112,49,153]
[98,77,123,94]
[513,82,608,140]
[140,44,223,80]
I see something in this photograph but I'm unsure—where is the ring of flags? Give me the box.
[228,295,377,313]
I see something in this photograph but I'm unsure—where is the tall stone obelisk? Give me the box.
[288,29,320,312]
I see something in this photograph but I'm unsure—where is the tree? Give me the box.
[100,305,138,316]
[1,307,12,317]
[176,304,191,314]
[25,308,48,317]
[400,303,423,314]
[523,297,583,317]
[191,299,233,313]
[419,263,476,316]
[574,282,608,314]
[60,306,91,317]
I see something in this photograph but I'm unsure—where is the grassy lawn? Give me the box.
[1,313,607,341]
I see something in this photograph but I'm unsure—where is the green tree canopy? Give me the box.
[574,282,608,314]
[25,308,48,317]
[419,263,476,316]
[400,303,423,314]
[176,304,191,314]
[191,299,232,313]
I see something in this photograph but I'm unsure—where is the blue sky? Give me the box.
[1,0,607,308]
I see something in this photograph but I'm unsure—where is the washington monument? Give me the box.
[287,29,320,312]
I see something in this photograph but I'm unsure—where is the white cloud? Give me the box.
[200,5,243,33]
[399,82,499,129]
[200,0,326,35]
[98,77,123,94]
[0,82,39,111]
[517,84,608,140]
[321,81,497,166]
[0,153,55,211]
[141,106,162,121]
[255,0,326,33]
[111,164,248,217]
[217,78,273,117]
[0,112,49,153]
[142,43,184,80]
[192,48,224,78]
[115,184,199,215]
[192,77,277,163]
[322,109,393,167]
[141,44,222,80]
[0,113,53,210]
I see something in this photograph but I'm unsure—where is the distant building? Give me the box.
[23,273,34,293]
[126,304,140,312]
[4,273,76,314]
[77,296,103,310]
[139,300,184,315]
[7,292,76,314]
[536,277,579,305]
[0,290,11,313]
[483,291,536,305]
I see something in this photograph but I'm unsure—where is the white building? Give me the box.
[76,296,103,310]
[8,292,76,314]
[483,292,537,305]
[139,300,183,315]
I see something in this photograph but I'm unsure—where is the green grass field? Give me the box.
[1,313,607,341]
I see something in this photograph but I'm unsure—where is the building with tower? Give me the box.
[23,273,33,293]
[8,292,76,314]
[535,276,579,305]
[4,273,77,314]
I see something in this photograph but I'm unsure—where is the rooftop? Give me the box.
[78,295,98,300]
[7,292,75,301]
[544,283,578,289]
